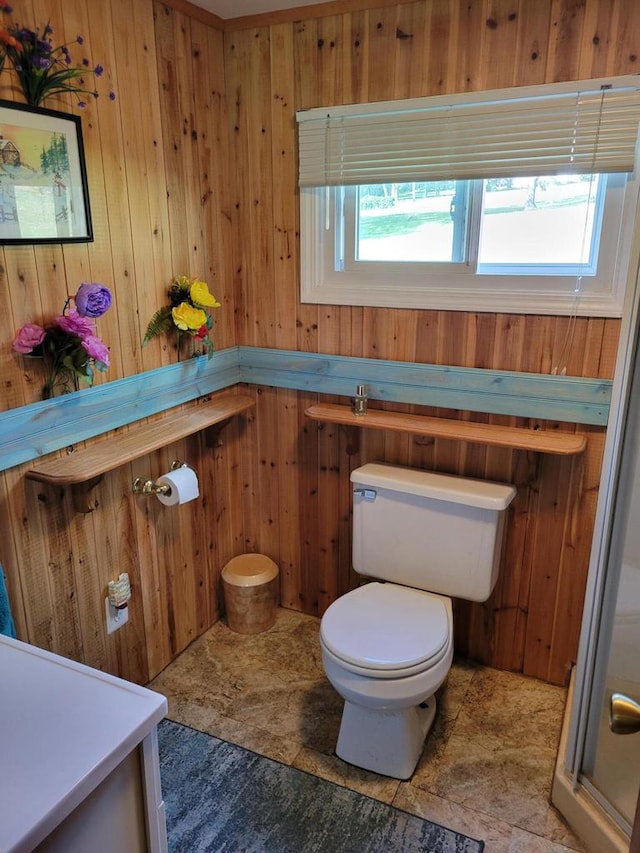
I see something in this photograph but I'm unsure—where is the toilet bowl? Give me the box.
[320,463,516,779]
[320,581,453,778]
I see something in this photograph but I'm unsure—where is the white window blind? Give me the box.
[296,75,640,187]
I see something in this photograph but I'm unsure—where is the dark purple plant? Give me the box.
[0,11,115,106]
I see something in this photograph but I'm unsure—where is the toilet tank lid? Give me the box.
[350,463,516,510]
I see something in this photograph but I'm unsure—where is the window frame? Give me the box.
[297,76,640,317]
[300,170,638,316]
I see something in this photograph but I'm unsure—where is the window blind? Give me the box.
[296,75,640,187]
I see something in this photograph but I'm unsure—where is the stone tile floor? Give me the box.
[150,608,585,852]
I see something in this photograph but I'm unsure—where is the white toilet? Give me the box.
[320,462,516,779]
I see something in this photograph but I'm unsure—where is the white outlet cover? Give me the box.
[105,597,129,635]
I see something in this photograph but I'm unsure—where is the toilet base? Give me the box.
[335,695,437,779]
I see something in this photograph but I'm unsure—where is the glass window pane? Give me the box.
[355,181,467,263]
[478,175,601,268]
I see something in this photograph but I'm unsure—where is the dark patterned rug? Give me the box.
[158,719,484,852]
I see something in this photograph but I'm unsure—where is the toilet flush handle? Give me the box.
[353,488,377,501]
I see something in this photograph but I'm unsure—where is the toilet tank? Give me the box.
[351,463,516,603]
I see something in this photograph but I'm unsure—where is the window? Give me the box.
[297,77,640,316]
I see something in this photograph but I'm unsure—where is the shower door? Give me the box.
[579,306,640,836]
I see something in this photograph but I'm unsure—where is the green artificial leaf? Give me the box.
[202,336,215,360]
[143,306,173,345]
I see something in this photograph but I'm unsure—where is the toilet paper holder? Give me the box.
[132,460,191,497]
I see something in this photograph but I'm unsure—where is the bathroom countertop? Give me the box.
[0,634,167,853]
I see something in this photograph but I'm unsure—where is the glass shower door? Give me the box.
[580,319,640,832]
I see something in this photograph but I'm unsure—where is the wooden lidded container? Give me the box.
[221,554,279,634]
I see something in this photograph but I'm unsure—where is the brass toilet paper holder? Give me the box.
[132,460,190,497]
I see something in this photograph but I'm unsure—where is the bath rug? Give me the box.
[158,719,484,853]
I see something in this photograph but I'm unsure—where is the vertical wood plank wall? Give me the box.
[225,0,637,688]
[0,0,240,685]
[0,0,636,688]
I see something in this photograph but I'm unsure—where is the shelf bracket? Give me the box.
[341,425,360,455]
[71,475,104,514]
[204,416,234,449]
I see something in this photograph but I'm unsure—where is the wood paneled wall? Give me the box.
[0,0,637,688]
[225,0,637,687]
[0,0,239,684]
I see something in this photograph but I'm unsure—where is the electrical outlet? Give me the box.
[105,597,129,634]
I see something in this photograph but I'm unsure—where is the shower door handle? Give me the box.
[610,692,640,734]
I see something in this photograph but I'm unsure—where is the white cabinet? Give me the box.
[0,636,168,853]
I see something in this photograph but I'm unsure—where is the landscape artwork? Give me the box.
[0,101,92,244]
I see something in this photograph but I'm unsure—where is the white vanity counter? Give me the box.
[0,635,168,853]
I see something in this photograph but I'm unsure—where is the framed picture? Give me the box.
[0,99,93,244]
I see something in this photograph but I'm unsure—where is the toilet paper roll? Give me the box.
[155,466,199,506]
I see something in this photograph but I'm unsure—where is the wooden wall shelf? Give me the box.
[305,403,587,456]
[25,394,255,513]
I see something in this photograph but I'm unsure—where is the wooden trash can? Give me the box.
[221,554,279,634]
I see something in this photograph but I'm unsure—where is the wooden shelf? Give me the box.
[305,403,587,456]
[26,393,255,512]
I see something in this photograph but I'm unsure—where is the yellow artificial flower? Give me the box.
[190,279,221,309]
[143,275,219,360]
[173,275,191,291]
[172,302,207,331]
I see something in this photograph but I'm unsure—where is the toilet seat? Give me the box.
[320,582,451,679]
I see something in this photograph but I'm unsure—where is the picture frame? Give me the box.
[0,99,93,244]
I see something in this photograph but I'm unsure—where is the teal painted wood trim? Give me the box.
[0,345,612,473]
[0,348,241,472]
[237,347,612,426]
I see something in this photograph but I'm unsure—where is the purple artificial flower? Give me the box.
[76,35,84,45]
[74,282,112,318]
[94,64,103,77]
[81,334,110,366]
[109,91,116,100]
[12,323,46,354]
[56,308,95,339]
[77,101,87,109]
[82,57,89,66]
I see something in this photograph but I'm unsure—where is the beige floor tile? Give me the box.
[224,675,343,753]
[507,826,585,852]
[164,696,302,765]
[410,712,457,792]
[150,635,237,717]
[427,733,581,846]
[438,657,480,720]
[393,783,514,852]
[454,666,568,752]
[420,665,579,846]
[292,746,401,804]
[151,608,343,753]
